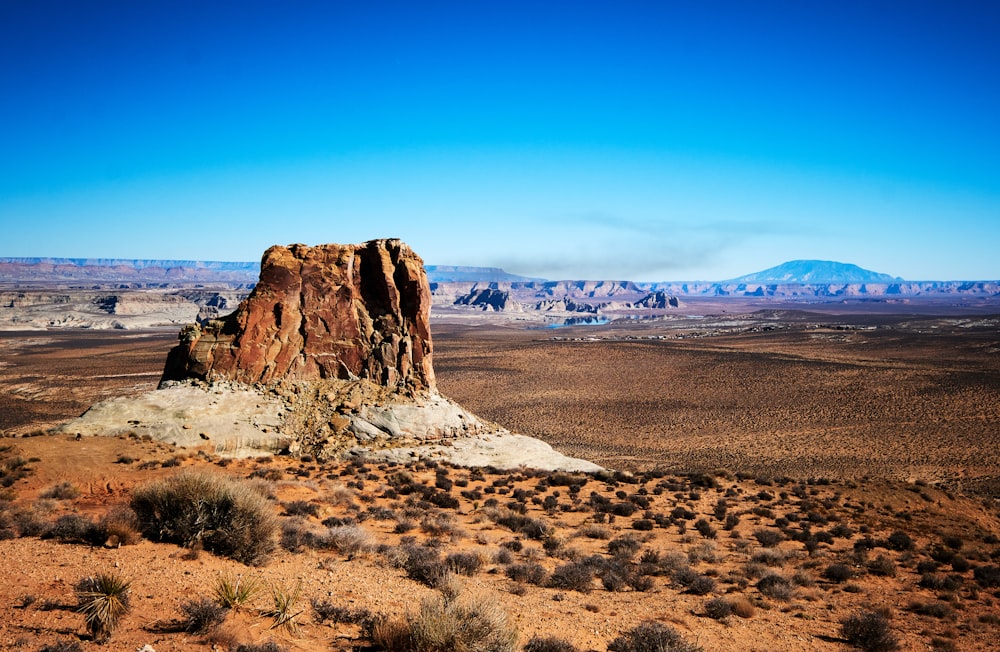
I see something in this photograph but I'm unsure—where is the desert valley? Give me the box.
[0,245,998,652]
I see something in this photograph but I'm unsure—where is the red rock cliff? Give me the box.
[161,240,435,391]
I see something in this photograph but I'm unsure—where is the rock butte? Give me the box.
[161,240,434,391]
[59,240,601,472]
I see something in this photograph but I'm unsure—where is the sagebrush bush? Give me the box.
[40,482,81,500]
[607,621,703,652]
[38,642,82,652]
[548,562,595,592]
[823,563,855,583]
[752,528,784,548]
[704,596,732,620]
[446,551,483,576]
[322,524,374,557]
[757,573,793,601]
[97,506,141,545]
[400,544,451,588]
[44,514,99,543]
[840,610,899,651]
[866,555,896,577]
[374,594,518,652]
[523,635,581,652]
[505,562,547,585]
[131,471,277,565]
[311,598,373,625]
[180,596,229,633]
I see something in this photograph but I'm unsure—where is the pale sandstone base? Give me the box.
[55,380,601,471]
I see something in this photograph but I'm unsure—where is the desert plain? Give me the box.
[0,300,999,651]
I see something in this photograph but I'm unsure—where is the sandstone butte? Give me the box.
[161,239,435,392]
[59,239,600,471]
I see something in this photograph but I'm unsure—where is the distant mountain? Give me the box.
[0,257,259,272]
[728,260,901,284]
[425,265,545,283]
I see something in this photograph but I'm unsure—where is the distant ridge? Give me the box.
[425,265,545,283]
[728,260,901,284]
[0,257,259,271]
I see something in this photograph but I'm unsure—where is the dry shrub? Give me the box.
[840,610,899,652]
[576,524,611,539]
[607,621,703,652]
[505,562,547,586]
[823,563,855,583]
[374,593,518,652]
[548,562,595,592]
[523,636,581,652]
[485,506,550,540]
[446,551,484,576]
[180,597,229,633]
[866,554,896,577]
[704,596,732,620]
[322,524,374,557]
[97,506,141,546]
[44,514,99,543]
[40,482,81,500]
[311,598,373,625]
[131,471,277,565]
[730,596,756,618]
[757,573,793,601]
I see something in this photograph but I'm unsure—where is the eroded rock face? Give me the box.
[161,240,435,391]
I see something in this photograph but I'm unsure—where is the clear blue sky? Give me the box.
[2,1,998,281]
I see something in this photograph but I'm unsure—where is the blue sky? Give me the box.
[1,1,998,281]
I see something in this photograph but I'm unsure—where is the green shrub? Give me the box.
[131,471,277,565]
[213,573,259,610]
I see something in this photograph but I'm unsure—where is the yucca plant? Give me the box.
[75,572,131,642]
[266,581,303,634]
[214,572,260,610]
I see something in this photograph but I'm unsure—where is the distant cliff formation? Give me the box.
[161,240,435,392]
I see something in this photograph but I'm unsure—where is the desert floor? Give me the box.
[0,310,998,651]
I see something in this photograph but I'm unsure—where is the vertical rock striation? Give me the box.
[161,239,435,392]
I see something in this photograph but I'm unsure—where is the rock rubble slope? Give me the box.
[60,240,599,472]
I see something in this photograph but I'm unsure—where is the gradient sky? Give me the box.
[2,1,998,281]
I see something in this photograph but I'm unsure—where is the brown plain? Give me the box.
[1,310,1000,651]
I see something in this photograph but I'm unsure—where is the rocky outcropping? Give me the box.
[454,288,521,312]
[161,240,434,392]
[634,291,680,309]
[58,239,602,471]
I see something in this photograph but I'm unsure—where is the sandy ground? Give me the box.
[0,311,998,650]
[1,435,999,651]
